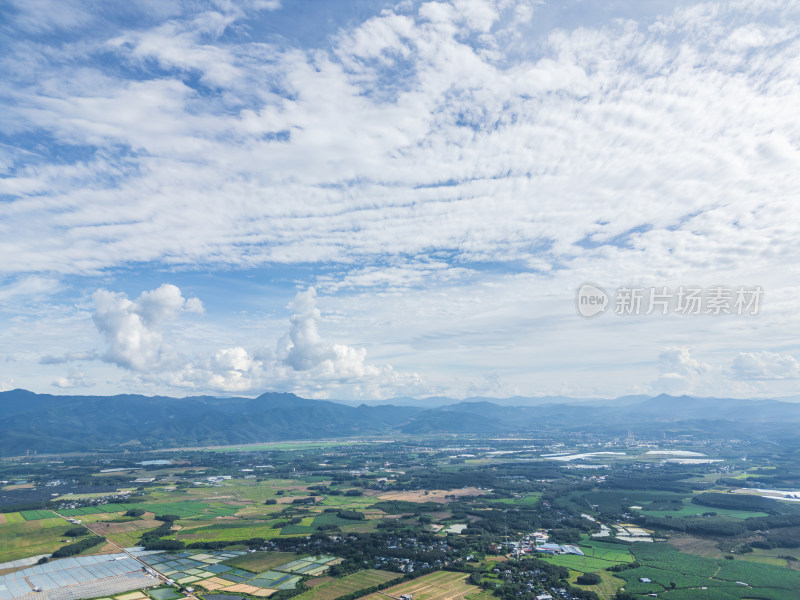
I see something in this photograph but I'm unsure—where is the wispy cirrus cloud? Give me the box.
[0,0,797,281]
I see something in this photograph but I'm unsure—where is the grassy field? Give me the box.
[293,569,401,600]
[320,495,380,508]
[539,538,633,573]
[4,512,25,524]
[566,490,690,513]
[567,569,625,599]
[362,571,479,600]
[740,547,800,570]
[223,551,300,572]
[639,499,768,520]
[617,542,800,599]
[488,493,541,506]
[0,517,73,563]
[176,521,282,542]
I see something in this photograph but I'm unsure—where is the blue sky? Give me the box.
[1,0,799,401]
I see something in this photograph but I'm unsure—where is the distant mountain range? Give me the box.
[3,389,800,456]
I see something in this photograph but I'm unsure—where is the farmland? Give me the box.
[0,517,75,563]
[223,551,299,573]
[4,429,800,600]
[540,538,634,573]
[611,542,800,599]
[293,570,401,600]
[361,571,479,600]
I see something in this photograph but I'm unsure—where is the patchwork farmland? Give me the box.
[361,571,480,600]
[294,570,401,600]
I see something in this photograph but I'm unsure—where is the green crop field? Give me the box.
[176,521,282,542]
[714,559,800,590]
[20,510,57,520]
[639,499,768,520]
[4,512,25,524]
[543,554,621,573]
[489,493,542,506]
[311,512,361,529]
[293,569,401,600]
[320,495,379,508]
[565,490,690,513]
[613,542,800,599]
[59,506,111,516]
[0,517,74,563]
[539,538,633,573]
[222,551,300,572]
[281,523,317,535]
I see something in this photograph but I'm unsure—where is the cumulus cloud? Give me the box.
[171,288,423,399]
[92,284,203,371]
[277,288,336,371]
[652,347,710,394]
[51,370,94,389]
[731,351,800,380]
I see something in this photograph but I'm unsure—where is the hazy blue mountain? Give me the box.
[3,389,800,456]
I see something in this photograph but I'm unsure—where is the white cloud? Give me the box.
[7,0,93,33]
[170,288,423,399]
[731,351,800,380]
[1,0,800,399]
[92,284,203,371]
[51,370,94,389]
[40,350,97,365]
[652,346,710,394]
[277,288,336,371]
[0,276,61,301]
[1,0,797,280]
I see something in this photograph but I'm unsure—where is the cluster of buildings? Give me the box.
[533,543,584,556]
[507,531,584,557]
[192,475,233,485]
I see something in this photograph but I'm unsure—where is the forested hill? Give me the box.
[0,389,419,456]
[3,389,800,455]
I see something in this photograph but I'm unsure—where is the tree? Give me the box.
[576,573,601,585]
[155,514,180,522]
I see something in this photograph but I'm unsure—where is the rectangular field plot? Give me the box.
[19,510,55,520]
[251,573,296,587]
[276,576,301,590]
[60,506,111,517]
[3,513,24,524]
[294,569,402,600]
[81,501,240,520]
[275,555,338,574]
[361,571,479,600]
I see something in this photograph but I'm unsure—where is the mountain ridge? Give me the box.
[3,389,800,456]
